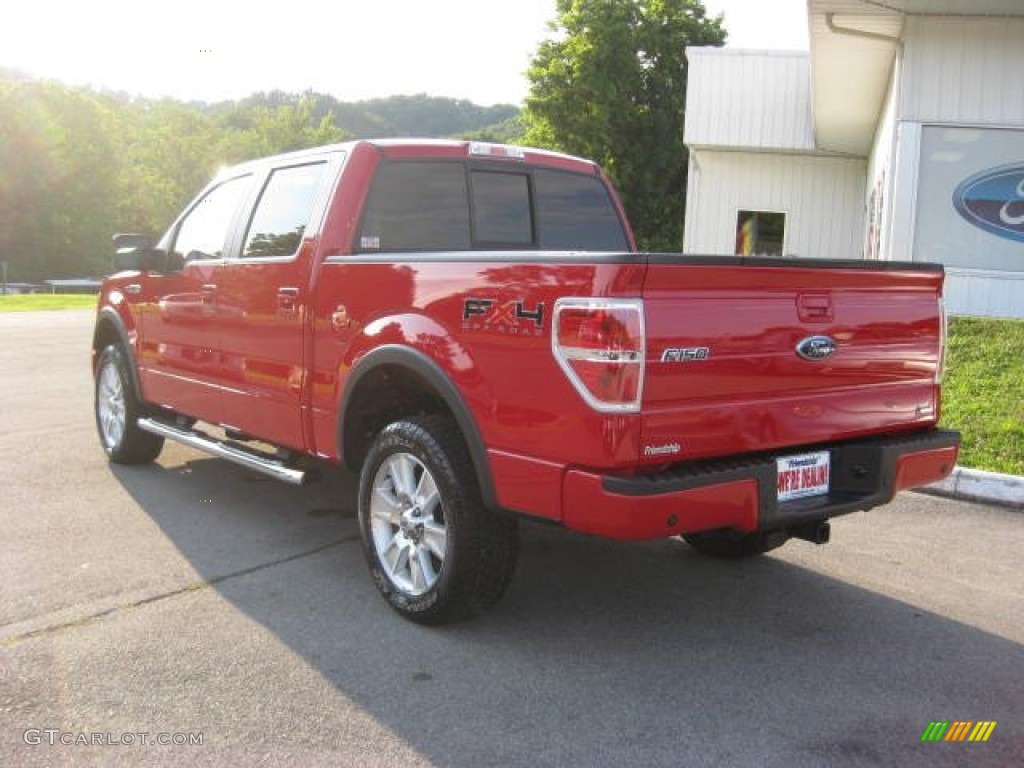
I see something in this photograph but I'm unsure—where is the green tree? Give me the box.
[217,97,345,164]
[0,80,121,281]
[524,0,725,251]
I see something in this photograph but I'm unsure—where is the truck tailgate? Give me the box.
[641,258,946,462]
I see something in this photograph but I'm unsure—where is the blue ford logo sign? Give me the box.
[796,336,837,361]
[952,164,1024,243]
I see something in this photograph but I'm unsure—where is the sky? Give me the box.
[1,1,809,106]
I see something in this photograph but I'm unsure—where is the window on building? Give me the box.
[243,162,327,259]
[735,210,786,256]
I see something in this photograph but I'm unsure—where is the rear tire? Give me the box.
[682,529,788,559]
[94,345,164,465]
[358,415,518,624]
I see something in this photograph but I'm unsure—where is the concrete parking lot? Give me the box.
[1,309,1021,767]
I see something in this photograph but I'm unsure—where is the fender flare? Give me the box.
[93,306,144,397]
[339,344,497,511]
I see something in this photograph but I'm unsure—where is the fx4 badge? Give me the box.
[463,298,545,336]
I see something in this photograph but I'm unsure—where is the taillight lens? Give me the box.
[552,298,645,412]
[936,296,947,385]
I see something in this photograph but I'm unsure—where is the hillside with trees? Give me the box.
[0,78,520,283]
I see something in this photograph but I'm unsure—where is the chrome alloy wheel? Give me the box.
[369,452,448,596]
[97,360,127,450]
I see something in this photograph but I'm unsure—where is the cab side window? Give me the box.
[242,162,327,259]
[171,175,252,266]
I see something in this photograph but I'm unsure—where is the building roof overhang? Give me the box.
[808,0,1024,156]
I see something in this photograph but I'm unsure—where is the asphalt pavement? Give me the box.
[1,309,1021,767]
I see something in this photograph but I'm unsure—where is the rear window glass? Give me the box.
[358,160,627,252]
[534,169,628,251]
[471,171,532,245]
[359,163,470,251]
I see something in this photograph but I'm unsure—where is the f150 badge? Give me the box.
[661,347,710,362]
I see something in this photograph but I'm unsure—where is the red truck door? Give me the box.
[216,157,337,451]
[137,173,254,425]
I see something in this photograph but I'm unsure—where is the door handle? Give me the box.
[200,284,217,311]
[277,286,300,313]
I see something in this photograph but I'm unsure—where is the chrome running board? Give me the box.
[137,417,308,485]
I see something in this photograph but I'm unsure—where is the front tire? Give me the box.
[94,345,164,465]
[358,415,518,624]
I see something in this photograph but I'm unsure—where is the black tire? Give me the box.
[94,345,164,465]
[682,529,789,559]
[357,415,518,624]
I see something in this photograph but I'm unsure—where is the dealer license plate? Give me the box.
[776,451,831,502]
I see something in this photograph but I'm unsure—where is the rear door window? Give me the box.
[242,162,328,259]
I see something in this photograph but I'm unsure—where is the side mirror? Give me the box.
[112,233,159,272]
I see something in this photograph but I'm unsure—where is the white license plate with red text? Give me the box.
[777,451,831,502]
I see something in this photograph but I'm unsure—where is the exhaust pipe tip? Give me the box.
[791,521,831,545]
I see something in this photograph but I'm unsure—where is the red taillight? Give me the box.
[552,298,645,412]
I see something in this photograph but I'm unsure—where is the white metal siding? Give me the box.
[683,150,866,258]
[900,16,1024,125]
[945,269,1024,319]
[684,48,815,151]
[866,62,900,261]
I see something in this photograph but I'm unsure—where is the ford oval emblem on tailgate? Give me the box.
[796,336,837,361]
[952,164,1024,243]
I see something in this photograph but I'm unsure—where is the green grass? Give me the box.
[942,317,1024,476]
[0,293,98,311]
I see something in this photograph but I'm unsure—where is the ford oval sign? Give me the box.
[952,164,1024,243]
[796,336,837,361]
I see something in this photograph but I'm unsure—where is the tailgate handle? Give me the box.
[798,294,833,322]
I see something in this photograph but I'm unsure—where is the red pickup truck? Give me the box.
[93,139,960,623]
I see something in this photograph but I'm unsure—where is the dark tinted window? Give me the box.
[360,162,470,251]
[736,210,785,256]
[534,170,628,251]
[172,175,251,263]
[243,163,327,258]
[471,171,532,245]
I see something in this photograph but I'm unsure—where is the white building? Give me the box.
[683,0,1024,318]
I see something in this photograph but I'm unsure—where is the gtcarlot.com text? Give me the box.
[23,729,203,747]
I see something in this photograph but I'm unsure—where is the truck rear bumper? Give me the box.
[562,429,961,541]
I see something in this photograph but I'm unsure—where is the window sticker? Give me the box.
[361,235,381,250]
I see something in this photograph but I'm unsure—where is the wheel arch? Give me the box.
[92,307,142,396]
[339,345,497,510]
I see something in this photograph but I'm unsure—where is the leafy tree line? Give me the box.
[0,81,519,282]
